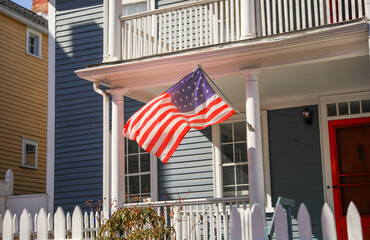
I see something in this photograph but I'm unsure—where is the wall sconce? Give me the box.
[302,108,313,125]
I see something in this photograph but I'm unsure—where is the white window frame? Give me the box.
[124,138,158,201]
[212,111,273,211]
[21,137,38,169]
[26,27,42,58]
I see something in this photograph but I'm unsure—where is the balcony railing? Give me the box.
[120,0,366,60]
[124,196,249,239]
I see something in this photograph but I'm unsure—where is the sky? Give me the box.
[11,0,33,10]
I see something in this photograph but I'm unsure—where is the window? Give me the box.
[125,139,157,201]
[21,138,38,169]
[219,122,248,197]
[212,112,273,210]
[26,28,42,58]
[122,0,149,16]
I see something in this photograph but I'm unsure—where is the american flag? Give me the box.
[123,68,235,163]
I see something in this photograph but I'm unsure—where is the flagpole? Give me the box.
[195,63,255,131]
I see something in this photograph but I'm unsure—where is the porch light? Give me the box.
[302,108,313,125]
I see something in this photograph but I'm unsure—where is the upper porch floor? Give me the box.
[103,0,370,62]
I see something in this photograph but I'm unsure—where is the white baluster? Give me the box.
[216,203,221,240]
[296,0,301,29]
[338,0,343,21]
[235,0,240,40]
[284,0,289,32]
[230,0,235,40]
[225,0,230,41]
[260,0,266,35]
[308,0,313,27]
[278,0,283,33]
[223,203,229,240]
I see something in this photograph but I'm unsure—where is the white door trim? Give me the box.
[319,91,370,211]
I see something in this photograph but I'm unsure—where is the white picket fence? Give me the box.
[0,206,101,240]
[230,201,363,240]
[0,201,364,239]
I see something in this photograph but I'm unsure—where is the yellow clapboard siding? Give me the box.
[0,12,48,195]
[0,94,47,114]
[0,56,48,80]
[0,115,47,132]
[0,106,47,125]
[0,132,47,145]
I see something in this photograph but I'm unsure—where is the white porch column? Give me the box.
[107,88,127,211]
[242,70,265,220]
[240,0,257,39]
[107,0,122,61]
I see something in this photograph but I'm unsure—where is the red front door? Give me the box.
[329,117,370,239]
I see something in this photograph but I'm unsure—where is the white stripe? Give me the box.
[128,95,171,139]
[157,123,189,160]
[136,103,177,144]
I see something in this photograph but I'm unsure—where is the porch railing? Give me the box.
[120,0,366,60]
[125,196,250,240]
[260,0,366,36]
[121,0,243,60]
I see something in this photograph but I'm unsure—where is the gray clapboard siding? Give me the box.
[55,0,104,213]
[268,105,324,240]
[158,127,214,200]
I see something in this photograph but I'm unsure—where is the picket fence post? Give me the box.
[19,209,32,240]
[347,202,363,240]
[297,203,312,240]
[250,204,264,240]
[275,204,289,240]
[37,208,49,240]
[72,205,84,239]
[3,209,13,240]
[54,206,66,239]
[230,206,241,240]
[321,203,337,240]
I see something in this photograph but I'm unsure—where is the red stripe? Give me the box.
[122,118,131,136]
[138,107,178,146]
[161,125,191,164]
[126,93,169,136]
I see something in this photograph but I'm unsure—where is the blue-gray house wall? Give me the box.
[55,0,104,212]
[268,105,324,239]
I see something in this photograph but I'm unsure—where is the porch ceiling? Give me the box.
[75,20,370,108]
